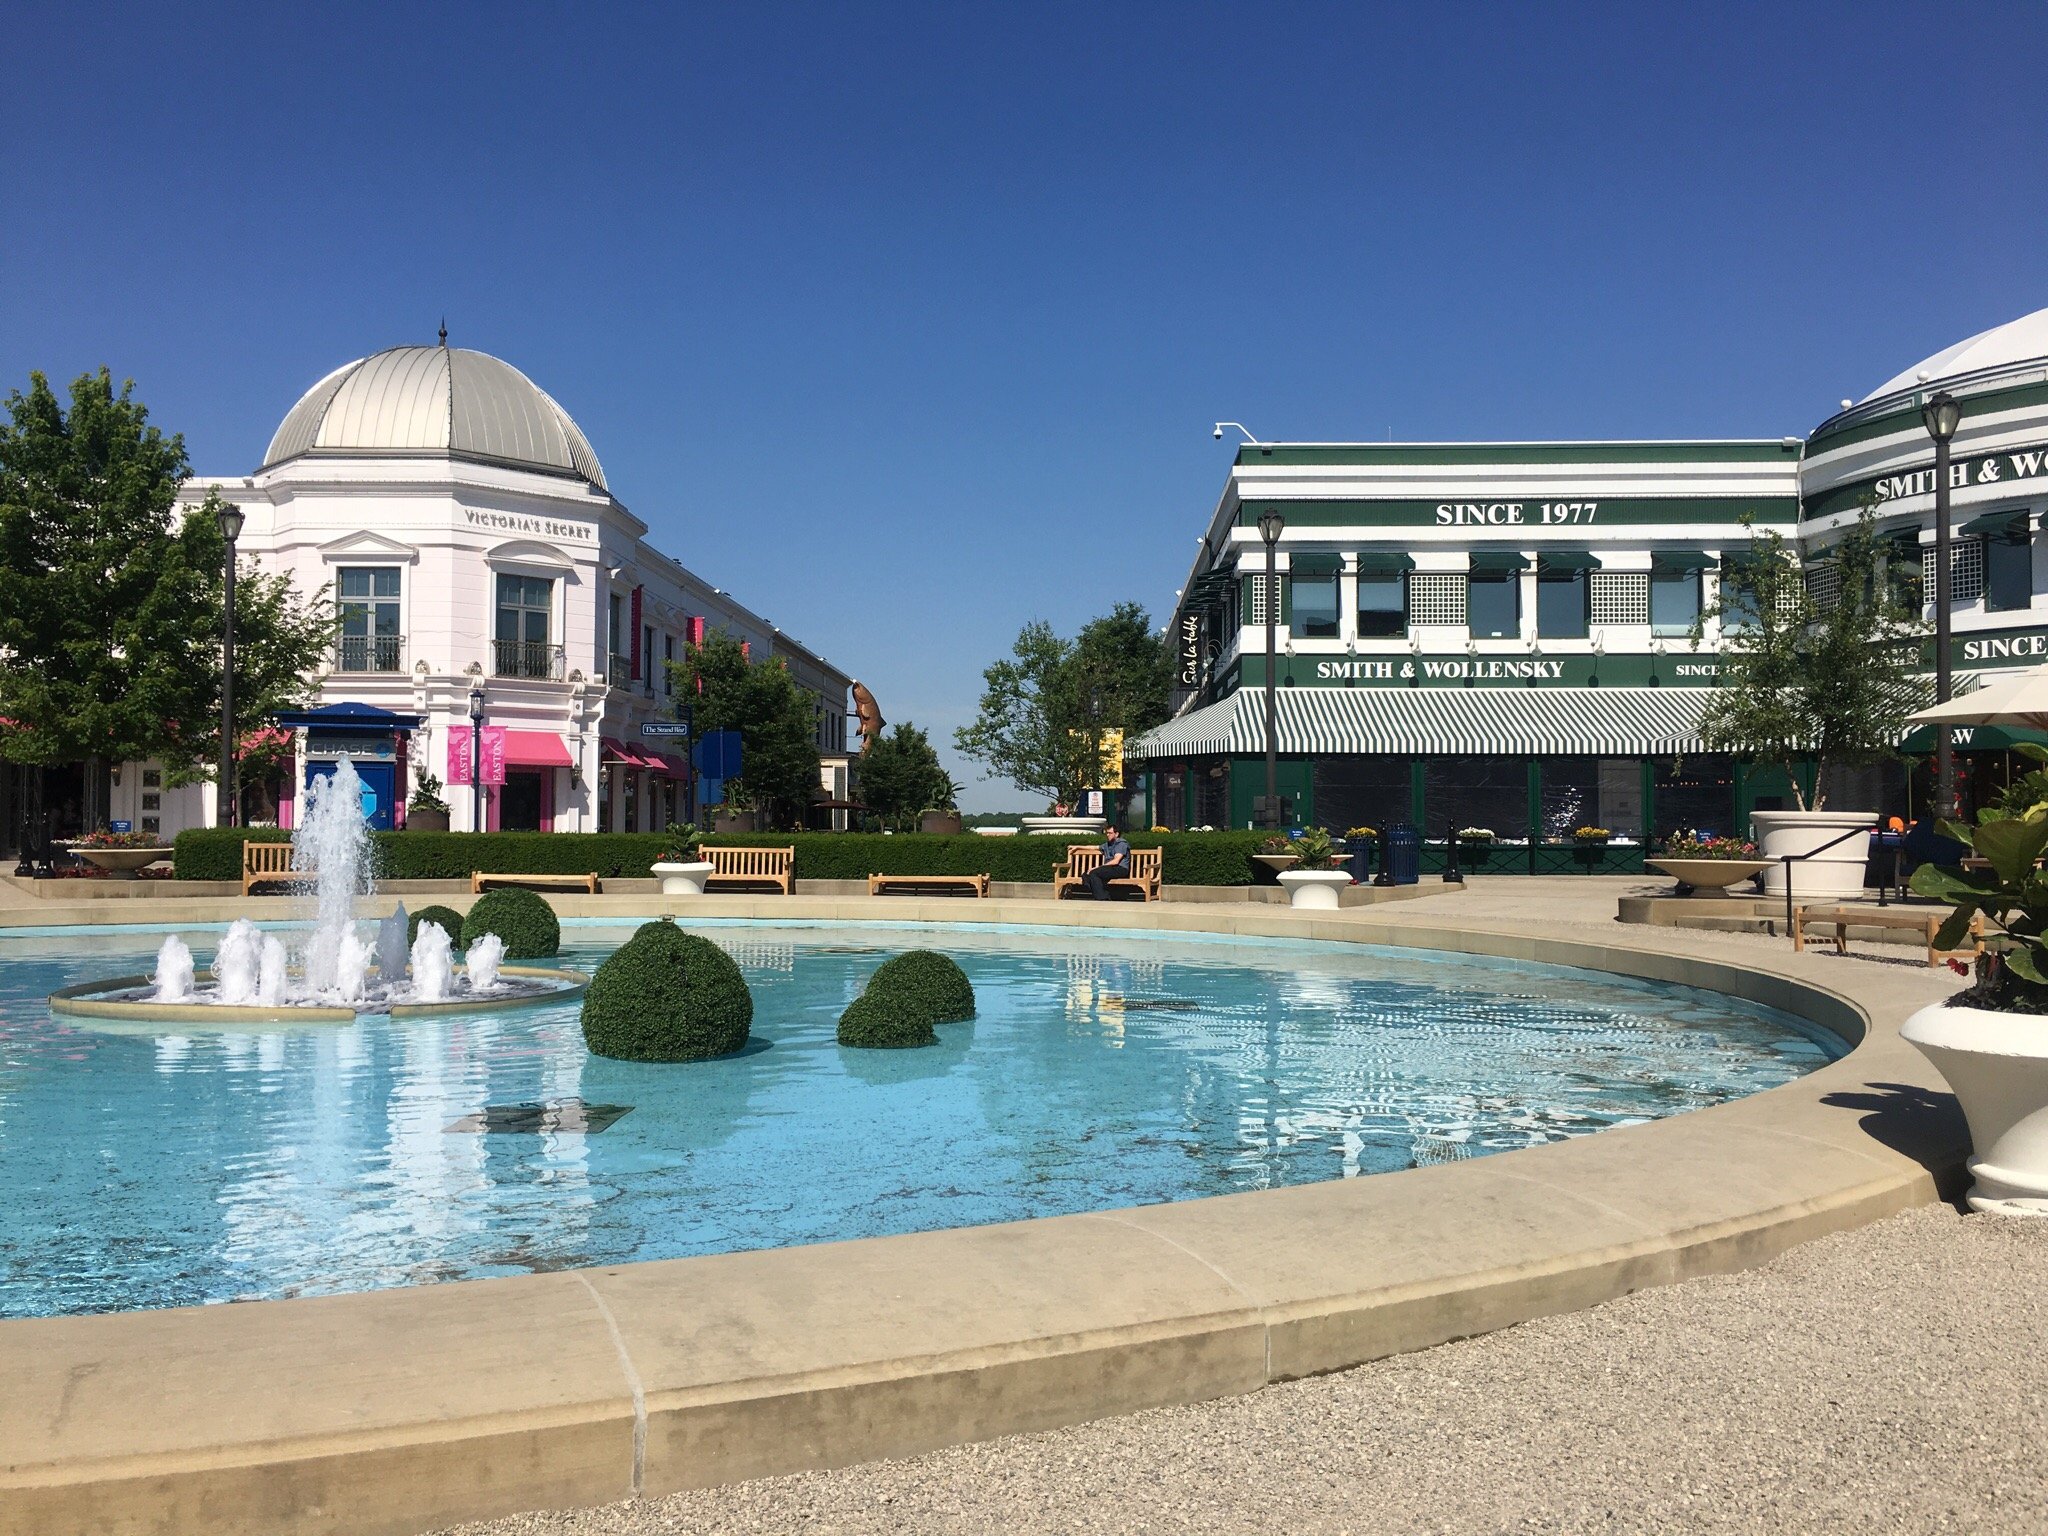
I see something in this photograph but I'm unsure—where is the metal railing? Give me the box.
[335,634,406,673]
[1777,820,1888,935]
[493,640,566,680]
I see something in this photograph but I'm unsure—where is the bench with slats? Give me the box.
[241,840,302,895]
[867,872,991,897]
[701,845,796,894]
[1792,904,1985,967]
[1053,845,1163,901]
[471,871,600,895]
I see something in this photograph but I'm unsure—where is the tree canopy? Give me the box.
[668,630,822,826]
[0,370,331,792]
[954,602,1173,804]
[856,722,957,829]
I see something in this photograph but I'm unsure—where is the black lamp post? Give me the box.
[467,680,486,832]
[1922,390,1963,818]
[1256,507,1286,830]
[215,502,245,828]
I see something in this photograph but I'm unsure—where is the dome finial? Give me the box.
[438,318,448,347]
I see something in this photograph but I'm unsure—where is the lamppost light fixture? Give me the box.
[215,503,245,542]
[1922,390,1962,444]
[1214,422,1260,445]
[1256,508,1285,546]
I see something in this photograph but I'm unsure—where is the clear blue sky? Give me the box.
[5,2,2044,809]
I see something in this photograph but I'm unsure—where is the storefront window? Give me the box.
[1156,770,1187,830]
[337,567,402,671]
[1356,575,1406,638]
[1424,757,1528,841]
[1650,570,1702,635]
[495,575,555,678]
[1194,762,1228,828]
[1538,758,1643,840]
[1291,575,1339,638]
[1468,573,1519,639]
[1313,756,1412,832]
[1650,755,1737,843]
[1537,571,1588,639]
[1986,528,2033,613]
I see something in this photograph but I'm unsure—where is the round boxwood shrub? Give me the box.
[836,948,974,1049]
[460,887,561,959]
[582,920,752,1062]
[407,904,466,946]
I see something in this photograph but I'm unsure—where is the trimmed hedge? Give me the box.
[582,920,753,1062]
[173,828,1267,886]
[407,904,466,945]
[461,887,561,959]
[837,948,975,1050]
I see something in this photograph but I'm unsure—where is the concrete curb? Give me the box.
[0,899,1967,1536]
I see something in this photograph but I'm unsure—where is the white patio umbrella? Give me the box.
[1907,663,2048,732]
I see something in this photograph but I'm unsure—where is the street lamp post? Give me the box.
[1256,507,1286,830]
[1922,390,1962,819]
[467,680,486,832]
[215,502,246,828]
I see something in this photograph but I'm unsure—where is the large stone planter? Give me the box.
[405,807,450,832]
[1647,857,1772,895]
[918,810,963,836]
[71,847,173,879]
[1277,868,1352,909]
[1902,1001,2048,1215]
[651,861,715,896]
[712,811,757,835]
[1751,810,1876,897]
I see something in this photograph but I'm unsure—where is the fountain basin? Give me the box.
[48,964,587,1027]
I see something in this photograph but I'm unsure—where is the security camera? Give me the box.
[1212,425,1223,439]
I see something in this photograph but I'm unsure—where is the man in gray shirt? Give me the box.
[1082,825,1132,900]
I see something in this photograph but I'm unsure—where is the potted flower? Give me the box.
[1456,827,1495,844]
[68,826,172,878]
[406,772,451,832]
[1905,812,2048,1214]
[712,777,758,834]
[1343,825,1378,884]
[1573,825,1612,844]
[1252,834,1299,877]
[1277,827,1352,909]
[650,823,715,896]
[1647,829,1769,895]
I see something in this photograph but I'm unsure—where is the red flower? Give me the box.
[1946,958,1970,976]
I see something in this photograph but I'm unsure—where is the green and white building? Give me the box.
[1133,306,2048,870]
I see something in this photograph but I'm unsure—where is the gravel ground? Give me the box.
[435,1204,2046,1536]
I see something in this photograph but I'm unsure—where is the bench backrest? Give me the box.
[702,845,795,875]
[244,841,296,874]
[1062,846,1161,880]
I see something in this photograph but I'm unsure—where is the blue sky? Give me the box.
[4,2,2044,809]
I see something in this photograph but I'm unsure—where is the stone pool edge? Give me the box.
[0,897,1967,1536]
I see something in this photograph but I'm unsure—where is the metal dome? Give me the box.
[260,344,607,489]
[1862,305,2048,403]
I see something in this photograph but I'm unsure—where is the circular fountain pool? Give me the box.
[0,921,1841,1318]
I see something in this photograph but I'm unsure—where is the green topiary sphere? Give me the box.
[460,887,561,958]
[868,949,975,1024]
[582,921,753,1062]
[408,904,466,946]
[836,989,939,1049]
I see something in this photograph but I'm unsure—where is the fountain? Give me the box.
[51,756,585,1025]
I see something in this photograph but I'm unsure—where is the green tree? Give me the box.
[1694,506,1924,811]
[669,631,821,827]
[954,602,1173,804]
[857,722,957,830]
[0,371,332,817]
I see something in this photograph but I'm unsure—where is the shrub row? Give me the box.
[174,829,1268,886]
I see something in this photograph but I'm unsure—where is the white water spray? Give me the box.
[150,936,195,1003]
[409,920,455,1002]
[464,933,505,993]
[296,758,375,995]
[256,933,288,1006]
[376,903,410,983]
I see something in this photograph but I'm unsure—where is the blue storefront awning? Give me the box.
[270,702,425,731]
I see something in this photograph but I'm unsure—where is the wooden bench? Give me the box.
[701,845,796,894]
[1054,845,1164,902]
[867,872,991,898]
[471,871,600,895]
[242,840,302,895]
[1792,904,1985,967]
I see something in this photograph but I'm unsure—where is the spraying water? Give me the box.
[213,919,263,1005]
[256,934,288,1006]
[150,937,195,1003]
[464,933,505,993]
[296,758,375,995]
[376,903,410,982]
[409,920,454,1002]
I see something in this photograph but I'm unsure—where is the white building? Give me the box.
[139,339,853,837]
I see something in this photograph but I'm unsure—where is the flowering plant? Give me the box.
[1658,830,1759,861]
[1573,826,1612,842]
[1256,835,1294,854]
[74,828,165,849]
[1455,827,1495,842]
[1287,826,1339,870]
[1343,825,1379,841]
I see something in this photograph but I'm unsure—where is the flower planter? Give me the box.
[1647,857,1771,894]
[71,847,173,879]
[1252,852,1300,873]
[1277,868,1352,909]
[405,808,450,832]
[650,860,715,896]
[918,810,963,836]
[1020,815,1107,837]
[1751,810,1877,898]
[1902,1001,2048,1215]
[712,811,757,835]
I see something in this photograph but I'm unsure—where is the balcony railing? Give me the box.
[335,635,406,673]
[494,640,566,681]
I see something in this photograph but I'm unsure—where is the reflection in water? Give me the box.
[0,925,1836,1317]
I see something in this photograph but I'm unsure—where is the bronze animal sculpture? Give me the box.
[851,680,885,756]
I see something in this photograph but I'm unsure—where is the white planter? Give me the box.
[1020,815,1108,837]
[1751,810,1876,898]
[1646,858,1772,894]
[1902,1001,2048,1215]
[651,860,714,896]
[1277,869,1352,909]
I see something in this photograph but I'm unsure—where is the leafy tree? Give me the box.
[955,602,1173,804]
[1694,506,1924,811]
[0,370,331,819]
[669,631,821,827]
[856,722,957,830]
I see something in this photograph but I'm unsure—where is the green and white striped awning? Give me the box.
[1131,686,1719,760]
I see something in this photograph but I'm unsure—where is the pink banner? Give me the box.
[447,728,507,785]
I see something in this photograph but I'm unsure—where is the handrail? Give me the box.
[1777,820,1880,936]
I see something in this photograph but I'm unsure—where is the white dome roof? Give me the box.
[1863,305,2048,402]
[261,345,607,489]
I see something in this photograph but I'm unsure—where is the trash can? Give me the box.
[1345,840,1373,884]
[1384,824,1421,885]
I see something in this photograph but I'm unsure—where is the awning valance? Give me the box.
[1290,553,1343,575]
[1469,551,1529,573]
[1536,550,1599,573]
[1130,686,1719,760]
[1959,510,2029,539]
[600,736,654,768]
[1354,553,1416,576]
[502,730,572,768]
[1651,548,1717,573]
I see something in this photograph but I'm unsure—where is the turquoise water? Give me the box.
[0,922,1839,1317]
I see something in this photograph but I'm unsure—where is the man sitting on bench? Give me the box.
[1083,824,1132,900]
